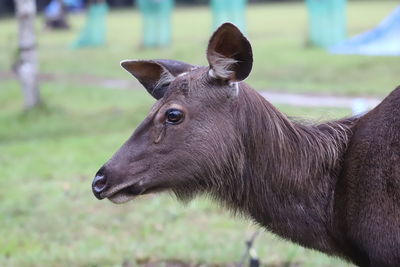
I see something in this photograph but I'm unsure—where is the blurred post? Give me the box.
[14,0,41,109]
[137,0,174,48]
[44,0,70,30]
[211,0,247,32]
[72,0,108,48]
[306,0,347,47]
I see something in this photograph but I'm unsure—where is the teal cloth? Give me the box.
[137,0,174,48]
[71,3,108,48]
[211,0,247,32]
[306,0,347,47]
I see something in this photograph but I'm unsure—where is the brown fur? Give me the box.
[93,23,400,266]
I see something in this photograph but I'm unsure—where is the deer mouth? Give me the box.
[106,181,167,204]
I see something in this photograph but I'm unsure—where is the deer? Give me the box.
[92,23,400,267]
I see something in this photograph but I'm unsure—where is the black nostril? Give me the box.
[92,171,107,199]
[93,175,106,192]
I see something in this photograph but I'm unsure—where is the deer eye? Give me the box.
[165,109,184,124]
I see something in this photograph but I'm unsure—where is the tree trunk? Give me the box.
[14,0,40,109]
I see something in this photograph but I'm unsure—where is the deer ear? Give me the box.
[121,59,194,100]
[206,23,253,82]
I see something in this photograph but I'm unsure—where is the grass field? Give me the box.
[1,1,399,95]
[0,1,399,266]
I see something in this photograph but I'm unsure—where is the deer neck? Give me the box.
[215,86,354,253]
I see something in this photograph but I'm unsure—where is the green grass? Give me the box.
[0,1,399,96]
[0,1,397,266]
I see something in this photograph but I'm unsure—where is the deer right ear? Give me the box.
[121,60,172,100]
[207,23,253,82]
[121,60,193,100]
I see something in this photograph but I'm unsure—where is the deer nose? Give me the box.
[92,168,107,199]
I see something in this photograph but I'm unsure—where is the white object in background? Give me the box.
[352,98,369,116]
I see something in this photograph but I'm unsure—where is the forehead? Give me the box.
[168,66,208,94]
[164,66,231,103]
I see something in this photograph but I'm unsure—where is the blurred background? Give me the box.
[1,0,399,266]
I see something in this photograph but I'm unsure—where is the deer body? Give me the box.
[92,23,400,266]
[333,87,400,266]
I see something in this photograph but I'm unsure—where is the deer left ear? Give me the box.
[121,59,194,100]
[206,23,253,82]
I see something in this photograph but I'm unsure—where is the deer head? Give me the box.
[92,23,253,204]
